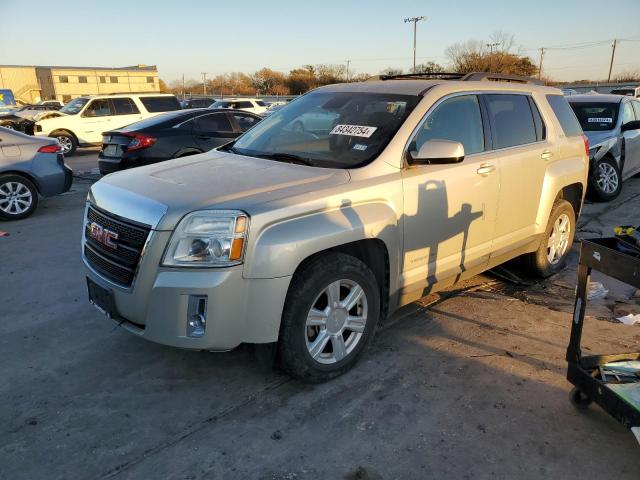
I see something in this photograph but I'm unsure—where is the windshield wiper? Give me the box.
[255,152,314,166]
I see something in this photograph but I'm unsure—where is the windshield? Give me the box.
[60,97,89,115]
[569,102,619,131]
[230,91,420,168]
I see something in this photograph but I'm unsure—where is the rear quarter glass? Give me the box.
[547,95,583,137]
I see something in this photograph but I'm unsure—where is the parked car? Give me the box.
[209,98,268,114]
[568,94,640,201]
[33,94,182,156]
[0,89,18,115]
[98,109,262,174]
[609,86,640,98]
[260,103,285,118]
[180,97,217,109]
[0,127,72,220]
[36,100,65,108]
[562,88,579,96]
[82,73,588,382]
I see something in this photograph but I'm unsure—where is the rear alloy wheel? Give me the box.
[51,132,77,156]
[278,253,380,382]
[0,174,38,220]
[523,199,575,278]
[589,156,622,202]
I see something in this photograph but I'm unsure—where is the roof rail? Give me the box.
[372,72,466,81]
[371,71,544,85]
[460,72,544,85]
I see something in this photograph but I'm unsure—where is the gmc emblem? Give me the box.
[88,222,119,249]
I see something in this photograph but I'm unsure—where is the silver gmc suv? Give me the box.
[82,73,589,382]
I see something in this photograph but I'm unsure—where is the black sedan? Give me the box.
[98,109,261,174]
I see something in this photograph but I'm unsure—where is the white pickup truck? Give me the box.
[34,93,181,155]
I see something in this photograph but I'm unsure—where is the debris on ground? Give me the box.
[617,313,640,326]
[587,281,609,300]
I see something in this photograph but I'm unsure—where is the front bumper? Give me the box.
[83,230,291,350]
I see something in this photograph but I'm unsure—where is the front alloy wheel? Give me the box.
[278,253,380,382]
[589,156,622,202]
[305,279,368,364]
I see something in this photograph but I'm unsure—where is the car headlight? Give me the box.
[162,210,249,267]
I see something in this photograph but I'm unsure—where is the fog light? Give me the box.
[187,295,207,338]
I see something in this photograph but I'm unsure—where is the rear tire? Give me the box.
[51,131,77,156]
[588,156,622,202]
[278,253,380,383]
[0,174,38,220]
[523,200,575,278]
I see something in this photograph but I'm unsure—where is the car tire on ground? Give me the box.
[588,156,622,202]
[523,199,575,278]
[0,174,38,220]
[569,387,592,410]
[278,252,380,383]
[51,131,77,156]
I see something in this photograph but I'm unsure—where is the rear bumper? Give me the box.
[33,154,73,196]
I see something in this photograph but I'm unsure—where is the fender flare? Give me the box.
[243,201,401,290]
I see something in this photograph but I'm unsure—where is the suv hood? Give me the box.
[91,151,351,230]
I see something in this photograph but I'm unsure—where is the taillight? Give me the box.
[38,144,62,153]
[123,133,156,151]
[582,134,589,157]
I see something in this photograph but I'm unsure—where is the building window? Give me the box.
[99,76,106,83]
[59,76,69,83]
[79,76,88,83]
[146,76,155,83]
[110,76,119,83]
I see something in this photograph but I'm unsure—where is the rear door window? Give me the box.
[193,113,233,133]
[139,96,181,113]
[233,101,253,109]
[484,94,537,149]
[83,99,112,117]
[111,98,140,115]
[548,95,583,136]
[412,94,485,155]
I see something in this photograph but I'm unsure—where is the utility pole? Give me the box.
[181,73,185,100]
[486,42,499,72]
[538,48,545,79]
[201,72,207,96]
[345,59,351,82]
[607,39,617,82]
[404,16,426,73]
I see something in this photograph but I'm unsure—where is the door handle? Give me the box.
[541,150,554,160]
[476,164,496,176]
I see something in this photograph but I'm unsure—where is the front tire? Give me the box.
[0,174,38,220]
[588,156,622,202]
[278,253,380,383]
[523,199,575,278]
[51,131,77,156]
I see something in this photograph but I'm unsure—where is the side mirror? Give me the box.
[621,120,640,132]
[409,139,465,165]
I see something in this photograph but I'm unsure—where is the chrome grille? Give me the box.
[84,205,151,287]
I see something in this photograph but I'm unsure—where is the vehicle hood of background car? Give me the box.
[34,111,67,123]
[92,151,351,230]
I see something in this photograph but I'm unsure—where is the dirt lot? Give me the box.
[1,155,639,479]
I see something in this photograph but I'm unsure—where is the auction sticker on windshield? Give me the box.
[330,124,377,138]
[588,117,613,123]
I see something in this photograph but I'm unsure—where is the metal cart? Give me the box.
[567,238,640,444]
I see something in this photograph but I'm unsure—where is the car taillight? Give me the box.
[38,144,62,153]
[582,134,589,157]
[124,133,156,151]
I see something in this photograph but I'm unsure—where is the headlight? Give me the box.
[162,210,249,267]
